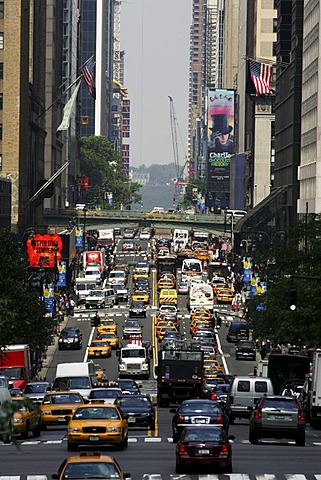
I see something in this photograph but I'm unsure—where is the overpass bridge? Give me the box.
[44,208,237,234]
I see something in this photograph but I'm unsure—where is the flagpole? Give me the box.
[35,74,83,122]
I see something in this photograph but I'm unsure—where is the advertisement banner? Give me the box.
[206,89,235,206]
[27,234,62,268]
[43,282,55,313]
[75,227,83,248]
[57,261,67,287]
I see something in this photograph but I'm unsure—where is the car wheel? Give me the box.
[296,431,305,446]
[67,441,78,451]
[85,304,89,309]
[32,420,41,437]
[149,420,156,431]
[21,424,29,440]
[223,459,233,473]
[40,423,47,431]
[249,428,259,445]
[229,414,235,425]
[172,432,179,443]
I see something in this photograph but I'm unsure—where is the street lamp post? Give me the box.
[83,207,87,250]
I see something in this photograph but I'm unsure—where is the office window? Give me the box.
[0,33,3,49]
[0,3,3,20]
[0,124,3,141]
[0,93,3,110]
[0,63,3,80]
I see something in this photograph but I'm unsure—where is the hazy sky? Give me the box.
[121,0,192,168]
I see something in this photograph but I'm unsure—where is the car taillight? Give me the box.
[298,411,305,421]
[229,395,234,404]
[178,445,186,453]
[210,393,217,401]
[216,415,224,424]
[177,415,184,423]
[220,445,229,454]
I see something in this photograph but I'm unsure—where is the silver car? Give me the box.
[23,381,52,405]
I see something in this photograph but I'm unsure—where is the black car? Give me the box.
[176,426,234,474]
[171,399,229,442]
[116,378,142,395]
[235,340,256,360]
[115,394,156,429]
[129,301,146,318]
[135,278,150,291]
[58,327,82,350]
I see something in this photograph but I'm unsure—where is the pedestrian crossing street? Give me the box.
[3,474,321,480]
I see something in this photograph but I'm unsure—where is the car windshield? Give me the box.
[89,290,104,297]
[43,393,82,404]
[0,367,24,380]
[12,399,28,412]
[122,349,145,358]
[263,398,297,410]
[125,321,140,328]
[61,330,78,338]
[117,380,135,388]
[91,342,107,347]
[182,427,223,442]
[24,383,48,394]
[62,462,121,479]
[110,272,125,278]
[53,376,91,390]
[89,389,122,399]
[113,284,126,290]
[73,407,120,419]
[117,397,150,407]
[180,402,221,414]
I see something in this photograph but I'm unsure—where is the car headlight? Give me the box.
[141,412,149,416]
[107,427,121,432]
[68,427,81,432]
[142,363,148,370]
[13,418,24,423]
[41,411,51,415]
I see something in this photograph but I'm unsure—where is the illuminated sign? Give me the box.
[27,234,63,268]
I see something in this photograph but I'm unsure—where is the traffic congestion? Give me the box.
[0,226,320,479]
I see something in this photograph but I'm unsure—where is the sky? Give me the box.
[121,0,192,168]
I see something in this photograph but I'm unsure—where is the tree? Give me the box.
[80,136,141,208]
[247,215,321,346]
[0,229,51,354]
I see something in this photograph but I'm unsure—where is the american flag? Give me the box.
[82,56,95,97]
[249,59,273,95]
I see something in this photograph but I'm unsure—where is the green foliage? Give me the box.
[248,215,321,346]
[181,178,206,208]
[80,136,141,208]
[0,230,51,352]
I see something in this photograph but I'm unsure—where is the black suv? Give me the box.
[58,327,82,350]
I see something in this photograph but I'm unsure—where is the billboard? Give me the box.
[206,89,235,209]
[27,234,63,268]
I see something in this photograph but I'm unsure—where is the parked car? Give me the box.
[175,425,234,473]
[249,394,306,445]
[171,399,229,442]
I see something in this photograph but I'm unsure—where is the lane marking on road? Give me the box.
[215,331,229,375]
[84,326,96,362]
[128,437,138,443]
[256,476,277,480]
[144,437,162,442]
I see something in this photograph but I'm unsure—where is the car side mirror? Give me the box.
[64,415,71,422]
[52,475,59,479]
[169,408,177,414]
[124,474,131,479]
[228,434,235,441]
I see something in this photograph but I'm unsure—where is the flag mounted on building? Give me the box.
[82,55,96,99]
[57,79,81,132]
[247,59,273,96]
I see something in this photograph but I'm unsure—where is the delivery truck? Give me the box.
[0,344,31,390]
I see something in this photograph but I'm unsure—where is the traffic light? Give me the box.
[288,287,297,311]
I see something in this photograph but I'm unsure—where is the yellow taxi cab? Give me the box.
[98,332,119,349]
[40,391,85,428]
[52,452,131,480]
[190,320,212,335]
[216,287,234,303]
[203,368,223,379]
[132,270,149,282]
[191,308,212,322]
[12,396,41,438]
[157,277,175,291]
[97,319,117,336]
[213,282,228,296]
[157,324,178,341]
[88,339,111,358]
[114,262,129,275]
[156,320,176,337]
[203,359,223,372]
[66,403,128,451]
[159,288,178,306]
[194,249,211,261]
[94,363,106,382]
[131,289,150,304]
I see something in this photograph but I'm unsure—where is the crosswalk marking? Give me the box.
[3,476,321,480]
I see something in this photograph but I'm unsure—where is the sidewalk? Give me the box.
[37,314,70,380]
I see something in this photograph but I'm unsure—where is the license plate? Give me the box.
[243,353,248,356]
[194,418,206,424]
[128,417,136,423]
[89,436,99,441]
[269,415,285,420]
[198,449,210,454]
[95,352,100,356]
[58,417,66,422]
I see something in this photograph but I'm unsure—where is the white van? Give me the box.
[84,266,101,282]
[181,259,203,282]
[187,282,214,312]
[226,375,274,423]
[75,278,98,305]
[52,362,99,398]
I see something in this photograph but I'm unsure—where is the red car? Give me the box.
[176,425,234,473]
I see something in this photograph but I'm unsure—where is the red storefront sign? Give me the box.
[27,234,63,268]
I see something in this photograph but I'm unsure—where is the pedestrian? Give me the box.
[282,384,294,397]
[69,297,75,316]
